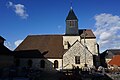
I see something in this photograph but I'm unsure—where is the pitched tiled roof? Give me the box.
[15,35,65,59]
[66,8,78,20]
[64,29,96,38]
[108,55,120,66]
[79,29,96,38]
[101,49,120,59]
[15,29,95,58]
[107,49,120,55]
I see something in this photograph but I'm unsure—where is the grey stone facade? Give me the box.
[63,41,93,69]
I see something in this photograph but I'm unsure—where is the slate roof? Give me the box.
[101,49,120,59]
[107,49,120,55]
[66,8,78,20]
[64,29,96,38]
[15,35,65,59]
[108,55,120,66]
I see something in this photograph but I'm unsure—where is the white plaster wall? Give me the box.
[19,58,62,72]
[63,36,98,55]
[47,59,63,70]
[81,39,98,55]
[63,41,93,69]
[63,36,81,47]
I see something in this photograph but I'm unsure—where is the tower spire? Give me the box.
[65,3,79,35]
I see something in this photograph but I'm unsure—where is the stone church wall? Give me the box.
[63,41,93,69]
[63,36,80,47]
[81,38,98,55]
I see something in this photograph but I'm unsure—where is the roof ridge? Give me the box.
[28,34,63,37]
[64,40,93,55]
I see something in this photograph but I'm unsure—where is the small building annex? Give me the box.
[14,7,100,71]
[0,36,14,68]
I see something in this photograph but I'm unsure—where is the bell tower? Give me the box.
[65,7,79,35]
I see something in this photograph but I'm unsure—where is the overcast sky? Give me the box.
[1,0,120,52]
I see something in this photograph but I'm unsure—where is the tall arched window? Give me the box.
[54,60,58,68]
[40,60,45,68]
[27,59,33,67]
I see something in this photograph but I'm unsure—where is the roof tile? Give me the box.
[15,35,65,59]
[108,55,120,66]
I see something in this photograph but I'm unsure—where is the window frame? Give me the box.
[54,60,58,69]
[75,56,80,64]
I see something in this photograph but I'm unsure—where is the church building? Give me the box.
[14,7,99,71]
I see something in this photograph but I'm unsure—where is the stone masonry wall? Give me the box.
[81,38,98,55]
[63,41,93,69]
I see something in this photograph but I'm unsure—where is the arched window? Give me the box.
[27,59,33,67]
[70,21,74,27]
[40,60,45,68]
[54,60,58,68]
